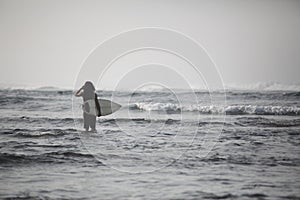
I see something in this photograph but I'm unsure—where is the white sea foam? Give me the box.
[132,102,300,115]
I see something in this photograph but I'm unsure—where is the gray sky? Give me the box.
[0,0,299,90]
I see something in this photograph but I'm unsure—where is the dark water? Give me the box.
[0,89,299,199]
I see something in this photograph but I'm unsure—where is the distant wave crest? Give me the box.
[226,82,300,91]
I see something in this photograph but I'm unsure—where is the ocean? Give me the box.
[0,88,299,199]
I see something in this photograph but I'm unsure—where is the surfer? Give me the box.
[75,81,101,132]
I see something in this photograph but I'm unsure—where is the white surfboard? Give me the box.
[83,99,121,116]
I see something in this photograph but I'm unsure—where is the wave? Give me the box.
[0,127,78,138]
[235,117,300,127]
[100,118,183,125]
[1,117,78,125]
[0,151,102,166]
[130,102,300,115]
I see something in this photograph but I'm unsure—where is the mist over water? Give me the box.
[0,88,299,199]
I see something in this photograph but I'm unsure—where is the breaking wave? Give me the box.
[226,82,300,91]
[130,102,300,115]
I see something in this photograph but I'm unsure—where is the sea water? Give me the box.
[0,88,299,199]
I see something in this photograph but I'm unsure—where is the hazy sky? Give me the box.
[0,0,299,89]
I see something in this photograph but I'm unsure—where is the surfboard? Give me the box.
[83,99,121,116]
